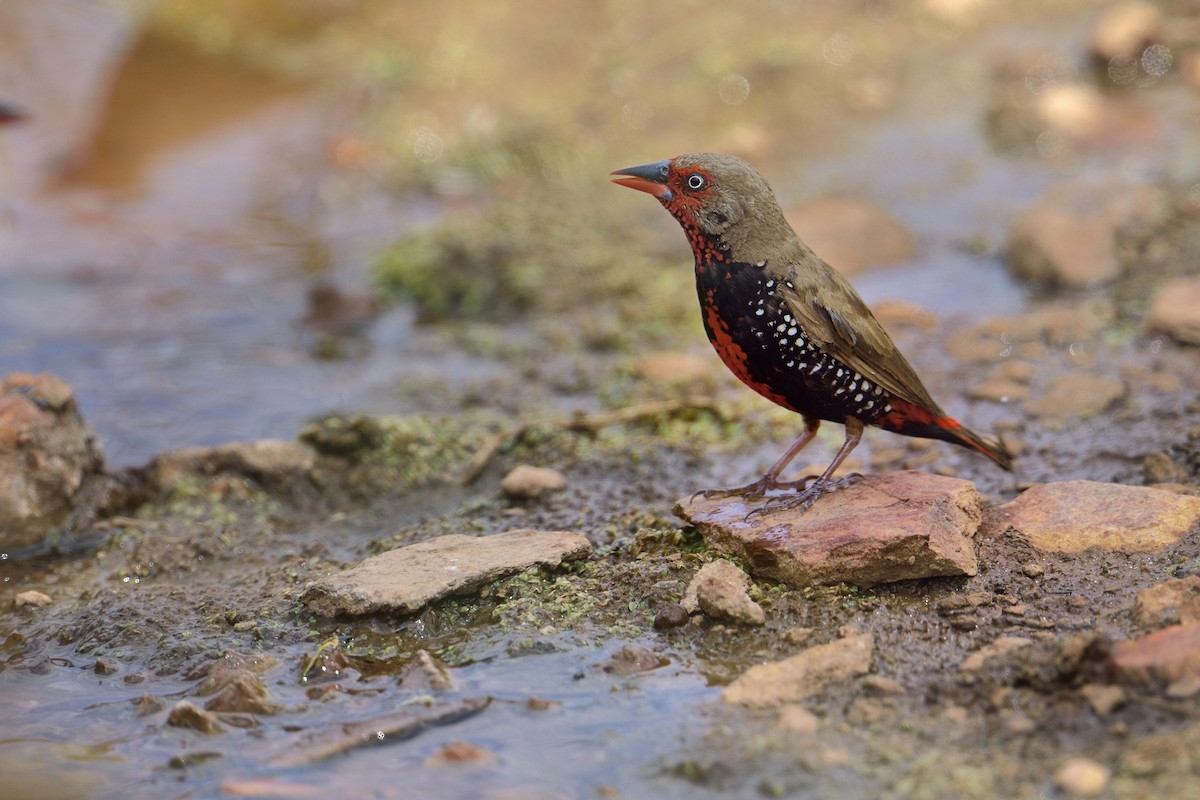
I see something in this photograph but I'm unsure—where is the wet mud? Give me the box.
[2,1,1200,798]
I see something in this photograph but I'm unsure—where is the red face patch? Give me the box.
[663,164,728,264]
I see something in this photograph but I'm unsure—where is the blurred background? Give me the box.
[0,0,1196,468]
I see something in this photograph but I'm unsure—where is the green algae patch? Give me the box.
[301,412,505,497]
[134,474,281,528]
[373,175,696,352]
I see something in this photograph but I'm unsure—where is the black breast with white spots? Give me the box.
[698,259,896,424]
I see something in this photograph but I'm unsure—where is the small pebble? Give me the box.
[1022,563,1045,578]
[1080,683,1126,716]
[500,465,567,500]
[93,658,119,676]
[1054,756,1110,797]
[653,604,689,630]
[13,590,52,608]
[424,740,498,768]
[784,627,814,645]
[862,675,905,695]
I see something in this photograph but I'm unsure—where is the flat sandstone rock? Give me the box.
[676,471,982,588]
[302,529,592,617]
[992,481,1200,553]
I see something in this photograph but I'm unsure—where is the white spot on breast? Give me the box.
[854,393,864,402]
[787,327,797,336]
[755,260,767,267]
[765,279,775,288]
[755,308,764,316]
[861,380,870,391]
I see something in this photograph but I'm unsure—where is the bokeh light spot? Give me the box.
[1107,55,1138,85]
[409,127,444,163]
[718,74,750,105]
[1141,43,1172,77]
[823,33,856,67]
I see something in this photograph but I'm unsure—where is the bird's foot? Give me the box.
[744,473,864,519]
[691,475,817,503]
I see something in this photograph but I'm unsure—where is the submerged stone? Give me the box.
[676,471,981,588]
[167,701,224,735]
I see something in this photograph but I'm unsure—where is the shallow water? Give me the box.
[2,1,1198,798]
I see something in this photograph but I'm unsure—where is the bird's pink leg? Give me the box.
[768,417,865,512]
[699,416,821,499]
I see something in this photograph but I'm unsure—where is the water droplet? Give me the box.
[1107,55,1139,86]
[1142,44,1172,77]
[1025,56,1073,94]
[1035,130,1064,159]
[409,127,443,163]
[823,33,856,68]
[718,74,750,105]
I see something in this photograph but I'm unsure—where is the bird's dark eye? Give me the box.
[686,174,707,190]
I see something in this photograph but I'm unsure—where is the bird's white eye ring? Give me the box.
[686,174,706,190]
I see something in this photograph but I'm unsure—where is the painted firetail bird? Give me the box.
[612,153,1012,510]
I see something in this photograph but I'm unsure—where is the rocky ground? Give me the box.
[2,1,1200,799]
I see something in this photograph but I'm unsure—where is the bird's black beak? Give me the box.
[0,102,25,125]
[611,159,672,201]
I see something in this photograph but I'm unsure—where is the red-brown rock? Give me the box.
[676,471,982,588]
[1110,622,1200,693]
[0,373,105,550]
[992,481,1200,553]
[1022,374,1125,419]
[1005,180,1166,288]
[1133,577,1200,629]
[1144,275,1200,346]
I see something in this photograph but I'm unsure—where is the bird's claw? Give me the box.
[741,474,860,520]
[691,475,816,503]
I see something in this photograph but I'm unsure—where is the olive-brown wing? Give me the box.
[777,257,945,414]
